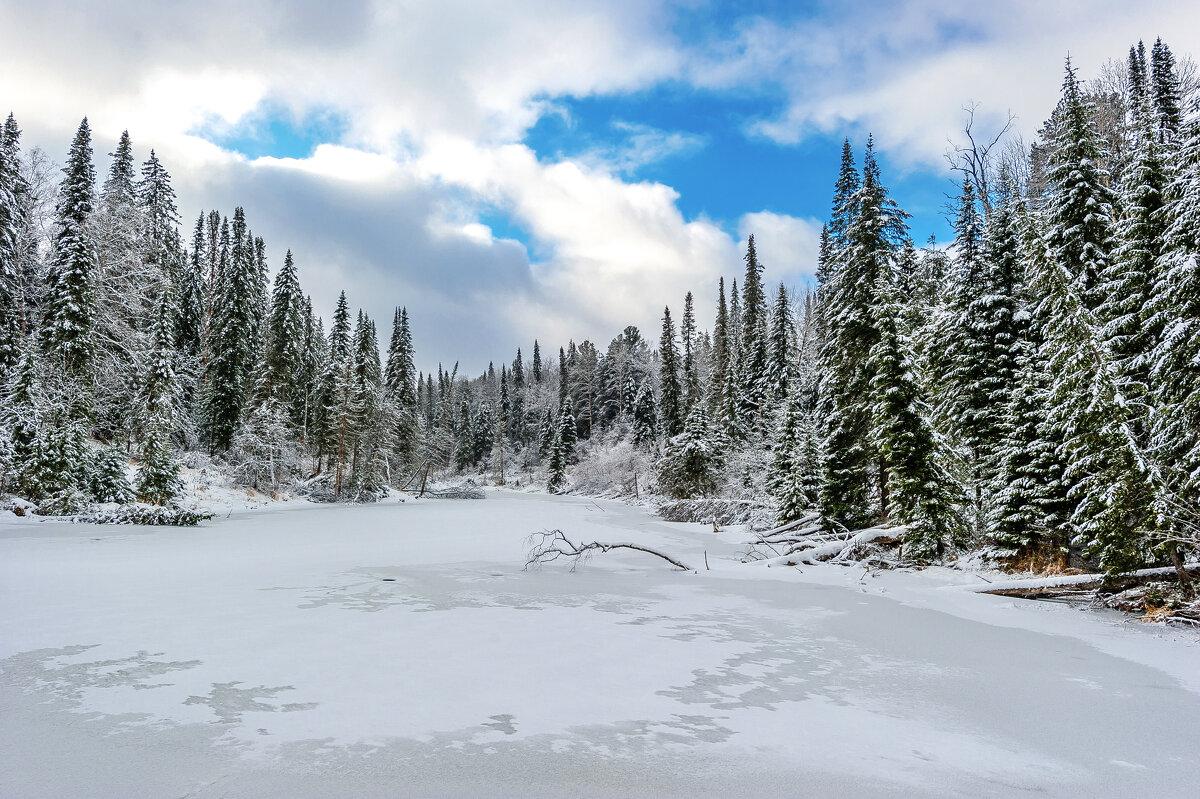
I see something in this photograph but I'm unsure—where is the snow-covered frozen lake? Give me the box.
[2,490,1198,798]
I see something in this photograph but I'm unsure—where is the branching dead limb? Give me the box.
[525,529,694,572]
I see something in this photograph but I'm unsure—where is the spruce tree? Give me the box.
[632,379,657,448]
[89,444,134,504]
[818,136,909,531]
[657,401,719,499]
[770,391,820,524]
[203,207,258,452]
[532,340,543,383]
[738,235,769,431]
[681,291,699,410]
[658,306,683,438]
[384,306,420,469]
[1145,96,1200,563]
[1150,38,1182,141]
[1045,59,1115,314]
[40,118,97,390]
[136,424,182,506]
[142,288,177,429]
[709,277,730,419]
[869,273,964,559]
[349,312,388,496]
[937,175,1020,533]
[764,283,794,404]
[138,149,181,283]
[175,215,206,357]
[262,249,306,420]
[0,113,22,379]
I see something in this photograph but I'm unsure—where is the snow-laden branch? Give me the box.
[525,529,693,572]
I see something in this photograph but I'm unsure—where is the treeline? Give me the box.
[1,38,1198,580]
[446,38,1200,577]
[0,118,422,510]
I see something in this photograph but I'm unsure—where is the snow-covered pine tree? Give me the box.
[1045,59,1116,315]
[764,282,794,405]
[632,379,657,448]
[769,391,818,523]
[532,339,543,384]
[349,312,389,497]
[546,414,567,494]
[0,113,22,379]
[1146,85,1200,550]
[936,175,1021,535]
[657,401,719,499]
[681,291,699,411]
[869,271,964,559]
[136,423,182,506]
[1029,204,1158,576]
[384,306,420,471]
[203,207,258,452]
[557,403,577,462]
[1150,38,1182,142]
[818,136,909,532]
[1102,75,1170,398]
[658,306,683,438]
[314,290,351,469]
[39,118,97,395]
[261,249,306,422]
[137,150,180,280]
[709,277,730,420]
[89,444,134,504]
[737,235,768,433]
[176,216,206,359]
[142,287,177,430]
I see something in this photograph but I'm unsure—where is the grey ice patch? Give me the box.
[484,713,517,734]
[0,645,202,702]
[184,682,318,725]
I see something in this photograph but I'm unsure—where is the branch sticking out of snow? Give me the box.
[525,529,693,572]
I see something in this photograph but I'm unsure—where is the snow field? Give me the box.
[1,490,1198,798]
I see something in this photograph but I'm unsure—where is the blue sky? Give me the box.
[3,0,1196,370]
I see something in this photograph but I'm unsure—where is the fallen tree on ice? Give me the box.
[745,514,906,565]
[525,529,694,572]
[962,563,1200,599]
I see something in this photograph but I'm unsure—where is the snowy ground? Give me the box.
[2,491,1198,798]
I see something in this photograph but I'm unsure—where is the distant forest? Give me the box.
[2,37,1198,581]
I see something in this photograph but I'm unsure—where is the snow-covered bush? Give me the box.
[569,429,655,498]
[80,504,211,526]
[224,401,305,491]
[89,444,134,503]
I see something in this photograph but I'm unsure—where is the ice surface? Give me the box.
[1,491,1197,798]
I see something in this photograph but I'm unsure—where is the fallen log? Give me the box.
[968,563,1200,598]
[525,529,694,572]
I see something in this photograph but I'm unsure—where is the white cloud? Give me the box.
[3,0,1197,370]
[689,0,1200,168]
[737,212,823,287]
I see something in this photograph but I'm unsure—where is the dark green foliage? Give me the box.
[658,306,683,438]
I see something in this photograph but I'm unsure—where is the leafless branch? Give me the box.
[525,529,694,572]
[945,102,1016,216]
